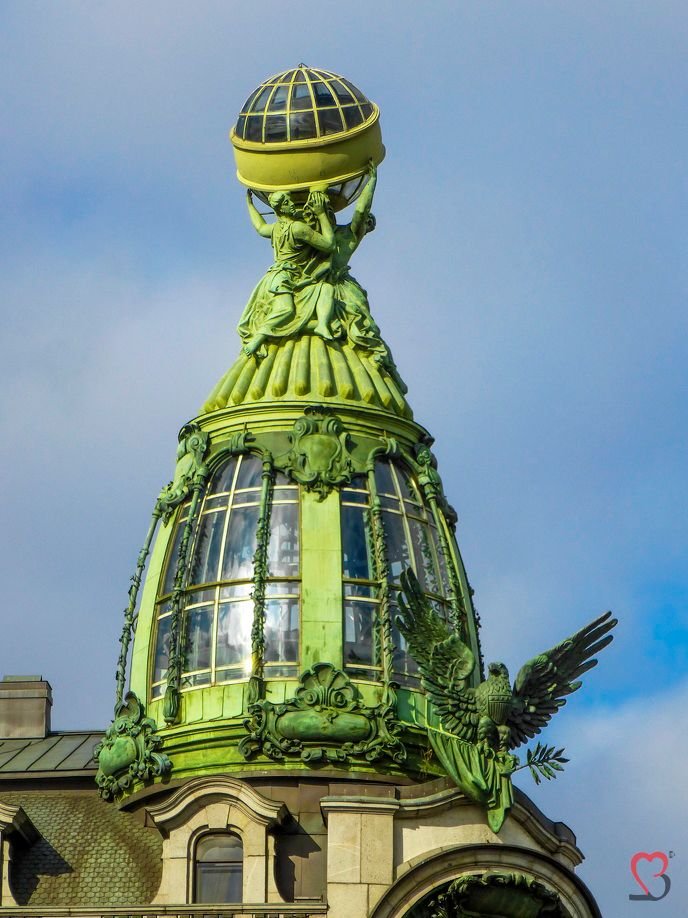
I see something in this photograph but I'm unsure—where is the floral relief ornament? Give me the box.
[282,406,354,499]
[94,692,171,800]
[239,663,406,765]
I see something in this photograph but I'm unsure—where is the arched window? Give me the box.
[152,454,301,697]
[340,461,453,686]
[194,832,243,903]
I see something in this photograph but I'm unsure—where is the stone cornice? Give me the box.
[320,796,400,820]
[144,775,288,832]
[318,781,583,868]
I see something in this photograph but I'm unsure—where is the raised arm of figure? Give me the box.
[293,191,335,253]
[350,160,377,239]
[246,190,273,239]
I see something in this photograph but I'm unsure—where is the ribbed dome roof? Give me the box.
[234,65,375,145]
[203,334,411,418]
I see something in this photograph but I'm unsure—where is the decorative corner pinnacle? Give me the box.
[157,423,211,523]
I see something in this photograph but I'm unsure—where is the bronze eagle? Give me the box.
[397,569,617,753]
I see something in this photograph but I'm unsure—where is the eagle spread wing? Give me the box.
[397,570,480,740]
[507,610,617,749]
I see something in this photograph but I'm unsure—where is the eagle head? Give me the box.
[488,662,510,679]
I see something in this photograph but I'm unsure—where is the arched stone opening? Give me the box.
[368,844,601,918]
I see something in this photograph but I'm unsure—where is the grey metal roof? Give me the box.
[0,733,102,776]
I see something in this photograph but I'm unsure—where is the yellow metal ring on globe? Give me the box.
[231,111,384,193]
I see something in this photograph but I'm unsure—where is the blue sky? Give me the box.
[2,2,687,910]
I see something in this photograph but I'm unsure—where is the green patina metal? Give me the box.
[114,424,211,708]
[283,405,355,498]
[409,871,571,918]
[108,421,211,726]
[114,509,161,708]
[104,409,482,792]
[157,423,211,523]
[365,440,398,691]
[94,692,171,800]
[247,448,275,706]
[396,569,617,831]
[98,71,498,802]
[300,487,344,671]
[239,661,405,765]
[162,466,208,724]
[203,163,410,418]
[413,445,467,641]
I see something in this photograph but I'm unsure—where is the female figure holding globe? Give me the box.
[232,66,401,381]
[239,188,335,357]
[204,67,411,414]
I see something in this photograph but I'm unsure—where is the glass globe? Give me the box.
[230,65,385,211]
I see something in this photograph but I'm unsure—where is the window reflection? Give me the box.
[341,463,453,686]
[268,85,289,111]
[343,106,364,129]
[184,605,213,679]
[290,82,312,110]
[391,608,420,683]
[344,598,376,667]
[191,511,226,586]
[330,79,354,104]
[152,455,301,697]
[381,511,412,581]
[341,504,374,580]
[250,86,272,114]
[264,596,299,667]
[341,481,381,681]
[221,506,259,580]
[153,610,172,685]
[267,502,299,577]
[317,108,343,135]
[264,115,287,142]
[195,833,242,904]
[216,599,252,670]
[312,81,335,106]
[290,111,316,140]
[234,67,375,144]
[161,519,186,596]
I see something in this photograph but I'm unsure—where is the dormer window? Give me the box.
[194,832,243,903]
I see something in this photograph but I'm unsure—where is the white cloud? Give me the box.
[518,681,688,912]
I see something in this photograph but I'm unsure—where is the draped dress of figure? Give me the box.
[238,191,335,357]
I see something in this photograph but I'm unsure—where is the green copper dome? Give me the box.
[99,73,482,799]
